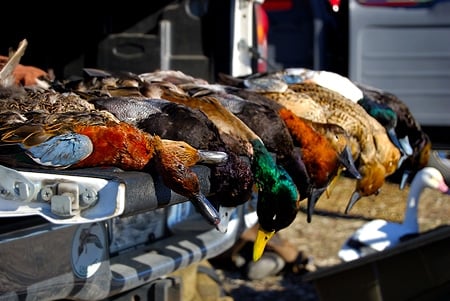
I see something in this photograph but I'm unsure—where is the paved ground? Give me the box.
[211,174,450,301]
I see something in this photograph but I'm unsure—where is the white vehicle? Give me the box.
[264,0,450,146]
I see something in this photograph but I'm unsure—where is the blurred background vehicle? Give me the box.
[262,0,450,148]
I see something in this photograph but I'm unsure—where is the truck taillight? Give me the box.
[262,0,293,11]
[329,0,341,12]
[255,3,269,73]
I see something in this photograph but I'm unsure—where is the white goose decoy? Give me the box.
[338,167,449,262]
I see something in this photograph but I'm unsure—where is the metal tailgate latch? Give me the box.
[42,182,98,217]
[0,164,99,217]
[0,164,39,202]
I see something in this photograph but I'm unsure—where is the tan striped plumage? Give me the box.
[260,89,328,123]
[288,82,401,206]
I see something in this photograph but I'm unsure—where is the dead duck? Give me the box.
[356,82,432,189]
[142,79,300,261]
[282,68,411,159]
[217,75,362,176]
[90,95,254,232]
[180,83,311,204]
[201,83,361,222]
[0,84,225,227]
[278,107,356,222]
[241,83,362,171]
[55,69,256,230]
[287,82,401,211]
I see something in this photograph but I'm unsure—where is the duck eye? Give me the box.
[272,214,277,221]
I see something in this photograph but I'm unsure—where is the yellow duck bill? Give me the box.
[253,226,275,261]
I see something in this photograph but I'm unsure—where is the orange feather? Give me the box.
[279,107,339,187]
[73,122,154,170]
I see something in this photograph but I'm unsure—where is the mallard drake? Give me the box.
[356,82,432,189]
[338,167,449,262]
[186,83,360,221]
[91,95,254,232]
[142,79,300,261]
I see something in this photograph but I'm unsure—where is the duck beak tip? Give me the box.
[194,194,221,226]
[198,150,228,164]
[339,146,361,180]
[345,191,361,214]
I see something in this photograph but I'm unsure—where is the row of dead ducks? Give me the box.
[0,46,431,261]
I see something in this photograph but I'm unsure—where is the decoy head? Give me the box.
[419,167,448,193]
